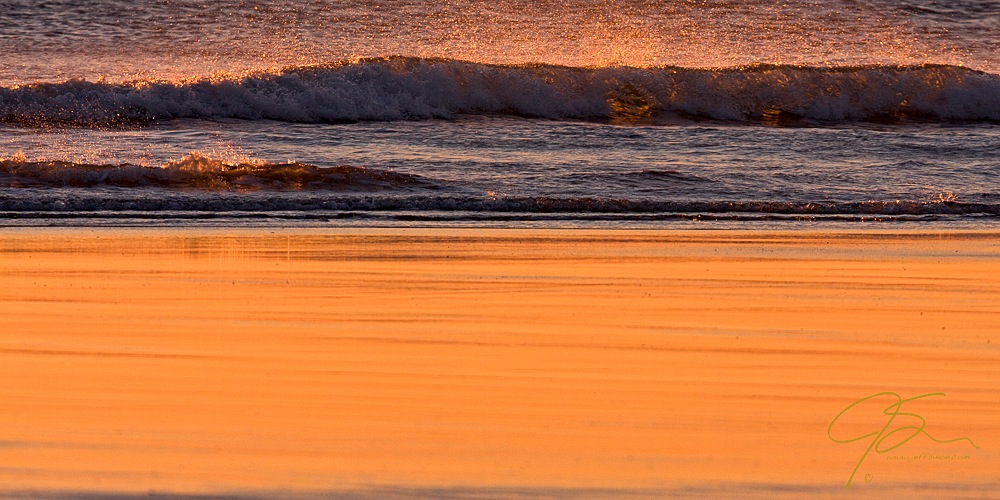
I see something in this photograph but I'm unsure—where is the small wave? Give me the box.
[2,58,999,126]
[558,169,711,192]
[0,152,434,191]
[0,190,996,218]
[622,170,710,183]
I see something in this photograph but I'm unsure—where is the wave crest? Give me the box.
[0,152,432,191]
[2,58,999,126]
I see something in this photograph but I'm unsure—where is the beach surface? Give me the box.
[0,228,997,498]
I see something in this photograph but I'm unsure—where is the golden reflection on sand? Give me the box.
[0,229,997,498]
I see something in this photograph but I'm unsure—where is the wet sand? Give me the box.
[0,228,997,499]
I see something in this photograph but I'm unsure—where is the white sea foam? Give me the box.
[2,58,999,125]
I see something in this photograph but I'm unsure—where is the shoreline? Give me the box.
[1,227,997,498]
[4,225,1000,240]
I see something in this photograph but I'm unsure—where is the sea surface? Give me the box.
[1,0,999,228]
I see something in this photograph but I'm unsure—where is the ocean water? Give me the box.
[1,0,999,227]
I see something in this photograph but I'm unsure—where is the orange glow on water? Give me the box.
[0,229,997,497]
[0,0,981,86]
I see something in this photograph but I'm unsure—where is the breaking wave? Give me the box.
[0,152,434,191]
[2,57,1000,126]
